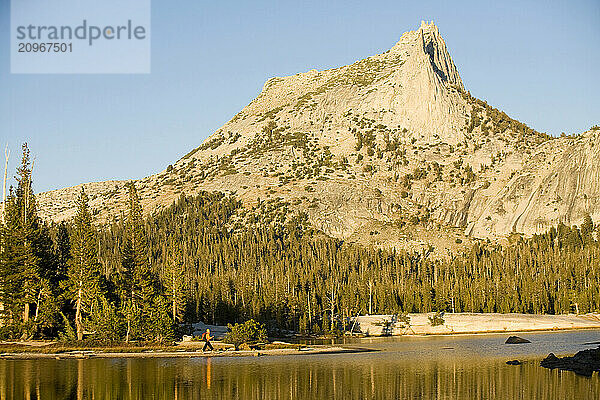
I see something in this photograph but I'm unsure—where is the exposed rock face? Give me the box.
[36,21,599,250]
[349,313,600,336]
[466,130,600,238]
[418,20,464,89]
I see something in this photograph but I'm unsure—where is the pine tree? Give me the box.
[53,222,70,284]
[0,144,58,338]
[163,239,186,323]
[14,144,41,332]
[0,188,22,331]
[581,214,594,242]
[63,189,104,340]
[87,296,124,342]
[118,183,171,341]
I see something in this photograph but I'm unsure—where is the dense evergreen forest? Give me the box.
[1,144,599,341]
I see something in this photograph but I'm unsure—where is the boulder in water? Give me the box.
[505,336,531,344]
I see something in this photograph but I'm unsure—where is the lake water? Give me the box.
[1,330,599,399]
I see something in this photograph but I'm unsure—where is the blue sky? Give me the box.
[1,0,598,193]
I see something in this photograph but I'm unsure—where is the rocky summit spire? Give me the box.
[418,20,464,90]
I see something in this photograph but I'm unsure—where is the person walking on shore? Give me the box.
[202,328,214,352]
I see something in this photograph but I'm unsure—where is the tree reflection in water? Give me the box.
[0,354,598,399]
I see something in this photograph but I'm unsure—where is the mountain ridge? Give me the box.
[36,21,599,253]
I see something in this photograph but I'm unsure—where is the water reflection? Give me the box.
[1,355,598,400]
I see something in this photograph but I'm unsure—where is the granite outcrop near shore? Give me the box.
[541,347,600,377]
[351,313,600,336]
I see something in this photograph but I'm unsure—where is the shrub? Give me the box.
[223,319,268,350]
[428,311,445,327]
[397,313,411,329]
[412,167,427,180]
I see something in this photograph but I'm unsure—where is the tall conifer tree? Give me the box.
[164,239,186,323]
[63,189,103,340]
[0,144,57,338]
[119,183,171,341]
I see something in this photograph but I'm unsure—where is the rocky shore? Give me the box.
[541,347,600,377]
